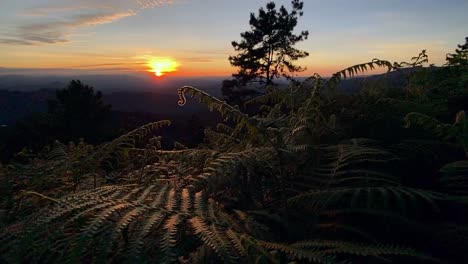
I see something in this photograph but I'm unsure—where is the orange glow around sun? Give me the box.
[146,58,179,77]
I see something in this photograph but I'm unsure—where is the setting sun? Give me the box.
[146,58,179,77]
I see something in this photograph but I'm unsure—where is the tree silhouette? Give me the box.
[48,80,111,143]
[446,37,468,67]
[229,0,309,86]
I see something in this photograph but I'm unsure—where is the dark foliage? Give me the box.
[229,0,309,86]
[446,37,468,67]
[47,80,112,143]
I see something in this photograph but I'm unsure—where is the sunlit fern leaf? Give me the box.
[166,188,178,211]
[112,206,147,240]
[189,216,239,264]
[3,184,245,262]
[151,184,170,207]
[194,191,208,217]
[256,240,340,264]
[39,185,129,225]
[84,202,133,238]
[160,213,183,263]
[226,229,247,257]
[127,210,167,259]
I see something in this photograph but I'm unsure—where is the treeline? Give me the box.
[0,80,218,162]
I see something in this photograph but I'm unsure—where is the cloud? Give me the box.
[0,66,139,76]
[180,57,216,63]
[71,62,146,68]
[135,0,174,10]
[20,6,97,17]
[0,0,174,46]
[0,12,134,46]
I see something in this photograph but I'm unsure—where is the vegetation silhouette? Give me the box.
[2,44,468,262]
[47,80,112,144]
[0,81,118,162]
[223,0,309,107]
[446,37,468,67]
[0,1,468,263]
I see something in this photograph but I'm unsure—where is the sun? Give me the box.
[146,58,179,77]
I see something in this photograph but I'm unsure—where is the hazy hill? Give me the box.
[0,89,216,126]
[0,74,224,95]
[0,68,426,125]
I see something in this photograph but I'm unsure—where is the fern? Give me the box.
[3,185,244,263]
[327,59,393,91]
[4,54,461,263]
[288,187,441,213]
[178,86,255,129]
[290,240,433,261]
[90,120,171,172]
[404,112,458,140]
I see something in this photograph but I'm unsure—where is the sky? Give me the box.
[0,0,467,77]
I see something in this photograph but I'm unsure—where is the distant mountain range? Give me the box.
[0,74,225,95]
[0,89,218,126]
[0,69,421,125]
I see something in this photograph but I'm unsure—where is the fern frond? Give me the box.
[404,112,458,140]
[90,120,171,172]
[189,216,239,263]
[327,59,393,89]
[160,213,183,263]
[128,210,167,258]
[288,187,441,213]
[5,185,246,262]
[178,86,253,126]
[190,147,276,191]
[257,240,338,264]
[290,240,432,261]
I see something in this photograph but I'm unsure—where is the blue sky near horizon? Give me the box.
[0,0,467,77]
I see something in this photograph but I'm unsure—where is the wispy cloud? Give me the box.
[182,57,215,63]
[71,62,146,68]
[0,0,174,46]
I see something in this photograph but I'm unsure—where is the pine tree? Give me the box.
[229,0,309,86]
[446,37,468,67]
[47,80,111,143]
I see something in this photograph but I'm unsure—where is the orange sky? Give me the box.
[0,0,467,77]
